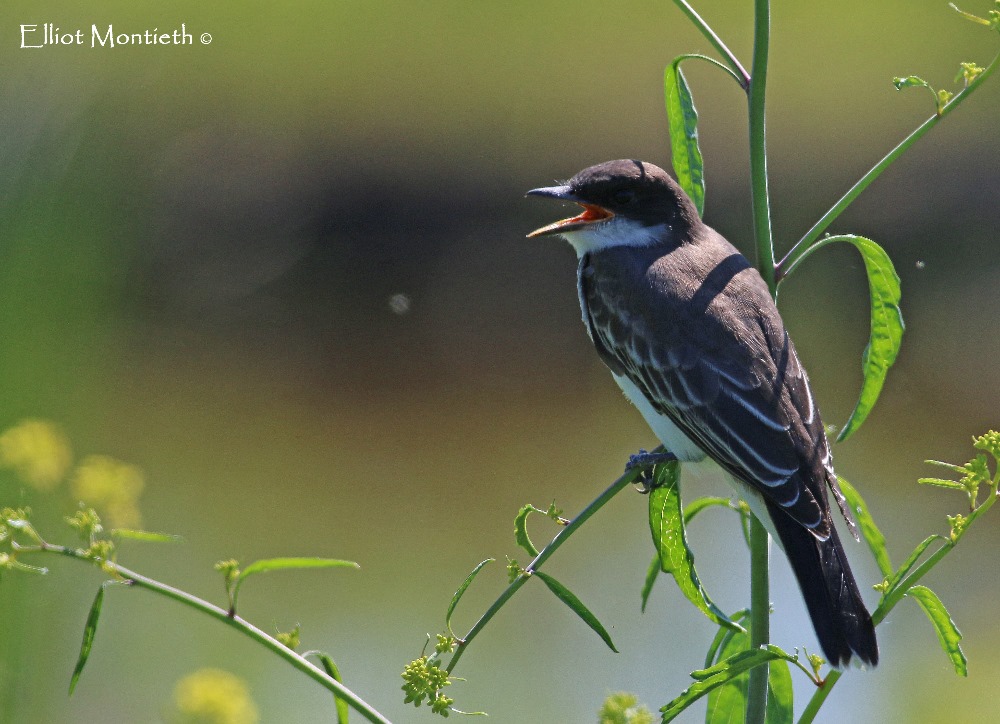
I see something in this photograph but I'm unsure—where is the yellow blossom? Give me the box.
[172,668,259,724]
[0,419,73,491]
[70,455,144,529]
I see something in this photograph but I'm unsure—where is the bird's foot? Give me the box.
[625,449,678,493]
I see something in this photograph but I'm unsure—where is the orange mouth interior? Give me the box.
[528,203,614,238]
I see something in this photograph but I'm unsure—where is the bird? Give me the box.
[525,159,878,667]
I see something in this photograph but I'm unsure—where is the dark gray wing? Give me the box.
[581,238,850,540]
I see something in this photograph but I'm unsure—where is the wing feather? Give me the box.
[581,240,838,536]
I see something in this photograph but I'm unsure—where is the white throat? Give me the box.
[560,218,669,258]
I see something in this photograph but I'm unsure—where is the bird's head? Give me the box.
[526,159,700,256]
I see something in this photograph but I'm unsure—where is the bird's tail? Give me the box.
[768,502,879,668]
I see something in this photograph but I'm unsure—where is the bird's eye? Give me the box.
[613,189,636,205]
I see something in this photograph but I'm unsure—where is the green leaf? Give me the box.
[665,60,705,215]
[906,585,967,676]
[705,630,749,724]
[533,570,618,653]
[924,459,969,475]
[949,2,997,28]
[737,506,751,550]
[837,476,893,577]
[832,236,904,442]
[883,535,947,598]
[692,645,794,681]
[232,557,359,611]
[701,645,795,723]
[892,74,946,111]
[238,557,359,578]
[661,648,786,722]
[917,477,966,491]
[765,658,793,724]
[514,504,544,557]
[446,558,494,636]
[308,651,351,724]
[640,553,660,613]
[703,611,749,669]
[69,581,116,694]
[6,559,48,575]
[648,462,744,632]
[111,528,184,543]
[641,498,733,613]
[892,75,931,90]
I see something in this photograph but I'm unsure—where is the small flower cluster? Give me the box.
[0,507,46,577]
[276,624,301,650]
[598,692,654,724]
[920,430,1000,521]
[401,654,454,716]
[506,556,526,583]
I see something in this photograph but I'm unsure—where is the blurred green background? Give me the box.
[1,1,998,722]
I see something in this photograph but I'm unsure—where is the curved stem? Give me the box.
[673,0,751,88]
[778,48,1000,280]
[779,233,852,280]
[38,545,392,724]
[675,53,746,87]
[446,462,644,674]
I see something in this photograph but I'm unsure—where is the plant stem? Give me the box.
[38,545,392,724]
[777,233,852,280]
[746,516,771,722]
[673,0,751,88]
[745,1,774,722]
[875,483,995,621]
[748,0,776,294]
[796,669,842,724]
[446,463,643,674]
[675,53,746,87]
[778,48,1000,279]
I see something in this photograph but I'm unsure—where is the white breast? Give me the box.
[612,372,782,547]
[612,373,706,462]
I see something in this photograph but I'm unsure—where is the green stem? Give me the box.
[778,233,854,280]
[778,48,1000,279]
[796,669,842,724]
[446,463,644,674]
[748,0,776,294]
[745,1,774,722]
[876,485,995,621]
[746,516,771,723]
[675,53,746,86]
[673,0,751,88]
[37,545,392,724]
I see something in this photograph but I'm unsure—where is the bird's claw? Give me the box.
[625,449,678,493]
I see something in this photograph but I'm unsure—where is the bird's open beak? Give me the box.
[526,185,615,238]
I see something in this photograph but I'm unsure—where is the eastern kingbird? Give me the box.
[526,159,878,667]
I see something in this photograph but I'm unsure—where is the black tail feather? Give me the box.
[768,502,879,668]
